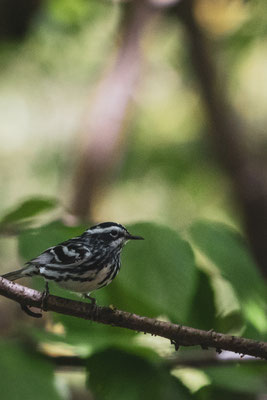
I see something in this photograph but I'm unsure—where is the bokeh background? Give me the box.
[1,0,267,399]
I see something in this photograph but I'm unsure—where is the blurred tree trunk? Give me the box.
[0,0,42,40]
[71,0,157,222]
[176,0,267,277]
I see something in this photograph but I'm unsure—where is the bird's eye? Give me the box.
[110,230,118,238]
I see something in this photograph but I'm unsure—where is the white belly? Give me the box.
[56,264,114,294]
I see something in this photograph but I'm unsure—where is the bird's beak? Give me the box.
[127,233,144,240]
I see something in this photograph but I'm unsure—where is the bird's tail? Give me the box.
[2,268,26,281]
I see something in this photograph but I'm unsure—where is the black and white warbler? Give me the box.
[2,222,144,303]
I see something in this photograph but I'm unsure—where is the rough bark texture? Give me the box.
[1,277,267,360]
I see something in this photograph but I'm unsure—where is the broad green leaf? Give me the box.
[195,385,258,400]
[0,340,62,400]
[190,221,267,334]
[18,220,87,261]
[1,197,58,225]
[96,222,197,323]
[187,270,216,330]
[202,363,267,394]
[86,348,190,400]
[53,312,137,352]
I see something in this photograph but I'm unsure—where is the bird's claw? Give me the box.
[84,294,96,305]
[83,294,99,320]
[21,304,42,318]
[41,282,50,311]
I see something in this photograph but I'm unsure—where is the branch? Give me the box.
[1,277,267,360]
[164,354,265,369]
[43,353,263,370]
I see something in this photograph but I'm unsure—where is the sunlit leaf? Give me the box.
[190,220,267,335]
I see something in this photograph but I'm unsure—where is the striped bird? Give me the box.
[2,222,144,303]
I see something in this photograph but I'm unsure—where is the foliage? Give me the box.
[1,200,267,399]
[1,0,267,399]
[0,340,61,400]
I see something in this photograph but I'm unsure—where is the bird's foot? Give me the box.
[21,304,42,318]
[20,282,50,318]
[41,282,50,311]
[83,293,96,305]
[83,294,98,320]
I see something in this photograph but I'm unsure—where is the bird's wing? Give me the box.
[28,240,92,269]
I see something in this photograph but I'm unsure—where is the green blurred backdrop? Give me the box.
[1,0,267,399]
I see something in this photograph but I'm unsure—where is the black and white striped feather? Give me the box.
[2,222,143,295]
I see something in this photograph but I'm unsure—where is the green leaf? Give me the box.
[97,222,197,323]
[0,340,62,400]
[195,385,257,400]
[190,221,267,334]
[202,363,267,394]
[1,197,58,225]
[86,348,190,400]
[52,313,137,352]
[18,220,87,261]
[187,270,216,330]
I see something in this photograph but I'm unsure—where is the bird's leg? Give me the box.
[41,281,50,311]
[83,293,96,305]
[83,293,98,320]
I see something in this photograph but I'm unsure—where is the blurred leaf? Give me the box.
[121,140,214,184]
[48,0,109,28]
[0,340,61,400]
[194,385,256,400]
[215,310,244,336]
[224,0,267,62]
[1,197,58,226]
[97,222,197,323]
[18,220,87,261]
[187,270,216,330]
[188,269,244,334]
[86,348,190,400]
[201,363,267,394]
[190,221,267,335]
[53,312,137,352]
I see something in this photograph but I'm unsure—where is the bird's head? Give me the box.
[84,222,144,251]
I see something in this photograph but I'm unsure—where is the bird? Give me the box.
[2,222,144,304]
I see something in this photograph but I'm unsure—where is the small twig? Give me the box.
[164,354,264,369]
[43,353,263,370]
[1,278,267,360]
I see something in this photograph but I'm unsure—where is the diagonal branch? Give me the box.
[1,277,267,360]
